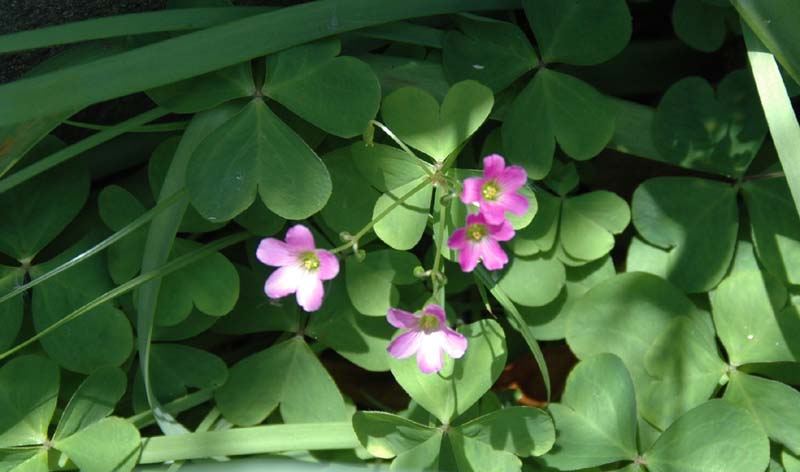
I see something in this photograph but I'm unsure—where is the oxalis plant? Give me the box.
[0,0,799,471]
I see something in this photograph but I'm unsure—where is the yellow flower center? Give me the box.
[418,314,440,333]
[467,223,487,242]
[300,251,320,271]
[481,181,500,201]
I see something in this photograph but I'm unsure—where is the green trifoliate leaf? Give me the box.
[372,177,433,251]
[742,177,800,285]
[447,430,523,471]
[0,450,48,472]
[672,0,728,52]
[186,99,332,221]
[97,185,148,284]
[521,256,615,341]
[523,0,631,65]
[641,316,727,430]
[381,80,494,162]
[153,238,239,326]
[0,356,59,448]
[263,39,381,138]
[542,354,638,470]
[652,72,766,177]
[133,343,227,412]
[320,146,380,235]
[345,249,421,317]
[644,400,769,472]
[559,191,630,263]
[724,371,800,454]
[711,270,800,365]
[391,431,443,471]
[503,69,615,179]
[498,253,566,308]
[389,319,507,424]
[352,412,437,459]
[511,190,560,257]
[31,241,133,374]
[54,367,126,440]
[0,265,24,351]
[0,142,88,261]
[53,417,140,472]
[352,142,432,192]
[215,337,347,426]
[567,272,703,404]
[458,407,555,457]
[443,15,538,92]
[632,177,738,293]
[147,61,255,113]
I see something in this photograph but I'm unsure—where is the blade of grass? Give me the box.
[128,390,214,430]
[354,21,445,48]
[0,189,185,306]
[0,7,271,54]
[0,107,168,185]
[743,23,800,216]
[474,267,551,401]
[0,0,519,127]
[64,119,189,133]
[732,0,800,88]
[138,422,359,463]
[0,231,248,363]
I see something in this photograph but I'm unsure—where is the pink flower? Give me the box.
[386,304,468,374]
[447,213,514,272]
[461,154,529,225]
[256,225,339,312]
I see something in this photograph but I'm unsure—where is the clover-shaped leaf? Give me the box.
[263,39,381,138]
[98,185,148,284]
[0,265,24,352]
[186,99,332,221]
[215,337,347,426]
[652,71,766,177]
[345,249,422,317]
[54,417,140,472]
[632,177,738,293]
[443,15,538,92]
[320,146,380,235]
[0,356,59,448]
[742,177,800,285]
[31,240,134,374]
[541,354,638,470]
[503,69,615,179]
[724,371,800,455]
[54,367,127,441]
[711,270,800,365]
[389,319,507,424]
[522,0,632,66]
[672,0,728,53]
[381,80,493,162]
[497,253,566,308]
[560,191,630,263]
[147,61,255,113]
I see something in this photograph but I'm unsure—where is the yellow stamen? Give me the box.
[467,223,487,242]
[481,181,501,201]
[300,251,320,271]
[418,314,440,332]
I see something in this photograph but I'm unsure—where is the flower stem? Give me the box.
[331,177,431,254]
[431,193,449,301]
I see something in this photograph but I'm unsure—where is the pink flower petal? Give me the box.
[416,335,444,374]
[295,272,324,312]
[387,330,423,359]
[496,165,528,191]
[264,265,302,299]
[256,238,295,267]
[440,328,468,359]
[498,192,529,216]
[285,225,316,251]
[315,250,340,280]
[422,304,447,324]
[447,228,468,250]
[465,213,487,227]
[387,308,419,329]
[478,202,507,225]
[489,219,515,242]
[461,177,484,205]
[483,154,506,179]
[458,241,481,272]
[479,239,509,271]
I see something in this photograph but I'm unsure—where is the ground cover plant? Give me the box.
[0,0,799,471]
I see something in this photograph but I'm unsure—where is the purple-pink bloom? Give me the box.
[386,304,468,374]
[256,225,339,312]
[447,213,514,272]
[462,154,529,225]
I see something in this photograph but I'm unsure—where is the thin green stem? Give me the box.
[128,390,214,429]
[0,190,185,306]
[64,119,188,133]
[431,195,449,300]
[331,177,432,254]
[0,107,168,186]
[0,231,248,362]
[369,119,432,176]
